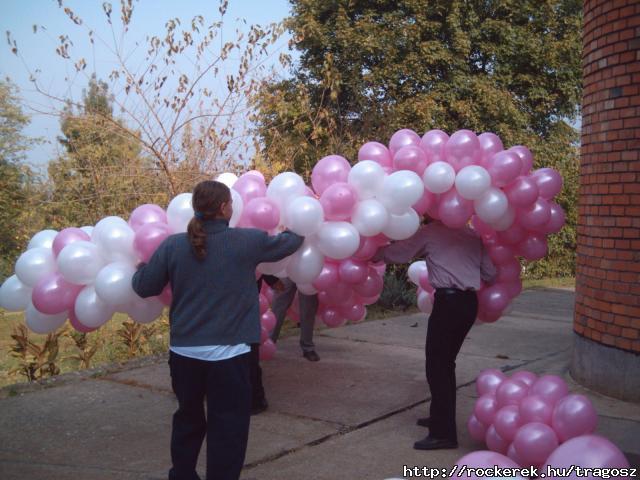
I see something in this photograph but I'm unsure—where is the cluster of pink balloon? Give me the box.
[467,369,628,470]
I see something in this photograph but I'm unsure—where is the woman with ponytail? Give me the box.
[132,180,303,480]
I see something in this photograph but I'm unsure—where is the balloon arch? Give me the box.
[0,128,565,360]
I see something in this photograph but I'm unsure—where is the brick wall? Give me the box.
[575,0,640,353]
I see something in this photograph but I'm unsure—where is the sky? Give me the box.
[0,0,295,169]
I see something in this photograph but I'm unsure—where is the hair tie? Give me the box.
[194,211,205,219]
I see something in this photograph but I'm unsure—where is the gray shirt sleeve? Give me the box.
[131,237,171,298]
[255,230,304,264]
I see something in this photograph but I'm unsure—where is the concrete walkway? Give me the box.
[0,288,638,479]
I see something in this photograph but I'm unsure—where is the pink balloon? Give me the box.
[539,202,566,234]
[494,405,522,443]
[388,128,421,156]
[509,146,534,175]
[311,155,351,195]
[233,173,266,203]
[420,129,449,163]
[260,325,269,343]
[478,308,503,323]
[356,293,380,305]
[261,310,276,332]
[352,236,380,261]
[488,244,515,266]
[476,369,507,396]
[339,303,366,322]
[529,375,569,406]
[454,451,520,476]
[532,168,563,199]
[393,145,429,175]
[485,151,523,187]
[495,379,529,408]
[245,169,265,181]
[486,424,510,454]
[543,435,630,478]
[504,176,539,208]
[511,370,537,387]
[352,268,383,297]
[497,223,527,245]
[52,228,91,258]
[478,284,511,313]
[318,283,353,306]
[319,307,346,327]
[438,188,474,229]
[516,235,548,261]
[245,197,280,230]
[504,278,523,298]
[69,309,98,333]
[467,414,489,443]
[313,262,340,291]
[259,339,276,360]
[551,394,598,442]
[338,259,368,284]
[418,270,433,292]
[128,204,168,231]
[261,284,274,303]
[158,284,172,306]
[474,394,499,425]
[507,442,524,466]
[445,129,481,172]
[513,422,559,467]
[358,141,393,168]
[133,222,173,263]
[471,215,495,238]
[478,132,504,163]
[496,258,522,283]
[520,394,555,425]
[319,182,357,221]
[258,293,269,315]
[519,198,551,230]
[32,272,82,315]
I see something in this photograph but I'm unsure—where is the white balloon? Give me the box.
[124,296,164,324]
[0,275,33,311]
[94,262,137,307]
[27,229,58,250]
[286,240,325,285]
[382,209,420,240]
[474,187,509,224]
[257,256,291,276]
[316,221,360,260]
[216,172,238,188]
[25,302,67,334]
[455,165,492,200]
[15,247,56,287]
[377,170,424,214]
[229,189,243,227]
[351,199,390,237]
[417,290,433,314]
[285,196,325,236]
[423,161,456,194]
[57,240,106,285]
[348,160,386,199]
[80,226,94,237]
[491,205,516,231]
[92,216,136,262]
[75,285,114,329]
[297,283,318,295]
[167,193,194,233]
[407,261,428,285]
[266,172,306,206]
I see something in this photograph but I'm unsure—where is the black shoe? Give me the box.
[413,435,458,450]
[302,350,320,362]
[251,399,268,415]
[416,417,431,428]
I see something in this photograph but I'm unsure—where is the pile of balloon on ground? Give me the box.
[456,368,630,473]
[0,128,565,359]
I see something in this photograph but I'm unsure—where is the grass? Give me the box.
[0,276,575,388]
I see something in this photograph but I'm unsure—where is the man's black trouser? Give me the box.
[425,288,478,442]
[168,350,251,480]
[249,343,266,408]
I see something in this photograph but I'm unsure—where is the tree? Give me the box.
[46,75,167,227]
[8,0,286,196]
[253,0,581,276]
[0,80,38,278]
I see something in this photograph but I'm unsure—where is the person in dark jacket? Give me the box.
[132,180,303,480]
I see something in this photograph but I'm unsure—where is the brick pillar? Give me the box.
[571,0,640,401]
